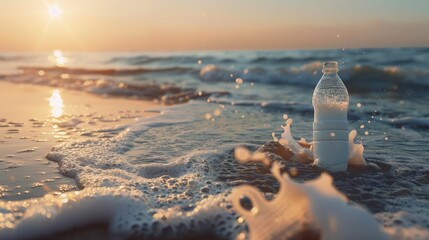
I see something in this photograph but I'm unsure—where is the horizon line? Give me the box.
[1,45,429,54]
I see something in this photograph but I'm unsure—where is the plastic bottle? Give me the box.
[312,61,349,172]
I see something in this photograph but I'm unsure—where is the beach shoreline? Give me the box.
[0,81,160,201]
[1,48,429,239]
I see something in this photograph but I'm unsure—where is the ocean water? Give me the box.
[1,48,429,239]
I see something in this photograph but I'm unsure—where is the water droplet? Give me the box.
[234,146,252,161]
[237,232,246,240]
[272,132,278,142]
[290,167,298,177]
[213,109,222,116]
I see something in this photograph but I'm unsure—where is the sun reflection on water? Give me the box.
[49,89,64,118]
[49,49,67,67]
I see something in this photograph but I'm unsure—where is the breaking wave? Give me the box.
[18,66,195,76]
[0,70,228,105]
[199,62,429,93]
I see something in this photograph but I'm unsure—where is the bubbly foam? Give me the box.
[1,109,246,239]
[264,116,366,168]
[1,104,428,239]
[232,162,389,240]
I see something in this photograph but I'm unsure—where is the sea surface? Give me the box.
[1,48,429,239]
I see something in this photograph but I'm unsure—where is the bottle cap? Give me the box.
[322,61,339,73]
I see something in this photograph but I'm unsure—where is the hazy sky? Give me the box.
[1,0,429,51]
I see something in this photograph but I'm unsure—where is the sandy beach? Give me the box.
[0,81,159,201]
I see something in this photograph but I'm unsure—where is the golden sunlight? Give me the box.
[49,89,64,118]
[48,5,61,18]
[49,49,67,66]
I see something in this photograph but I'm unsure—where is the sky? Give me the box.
[1,0,429,52]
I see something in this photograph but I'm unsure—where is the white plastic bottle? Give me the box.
[312,61,349,172]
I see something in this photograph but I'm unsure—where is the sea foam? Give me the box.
[0,106,379,239]
[1,100,428,239]
[1,109,244,239]
[232,162,389,240]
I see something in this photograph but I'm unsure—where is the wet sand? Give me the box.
[0,81,159,201]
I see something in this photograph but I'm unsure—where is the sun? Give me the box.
[48,5,61,18]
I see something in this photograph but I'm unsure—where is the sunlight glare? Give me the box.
[53,49,62,57]
[49,89,64,118]
[49,49,67,66]
[48,5,61,18]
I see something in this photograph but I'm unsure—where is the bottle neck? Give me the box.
[322,70,339,76]
[322,61,339,75]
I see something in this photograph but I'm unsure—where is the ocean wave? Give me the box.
[108,55,237,65]
[382,58,419,65]
[207,97,367,121]
[199,64,287,85]
[0,55,29,62]
[378,117,429,129]
[199,63,429,93]
[417,47,429,53]
[249,56,323,64]
[19,66,195,76]
[208,97,314,114]
[0,72,228,105]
